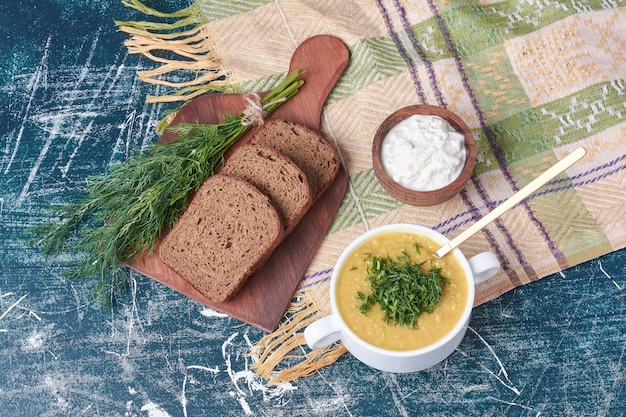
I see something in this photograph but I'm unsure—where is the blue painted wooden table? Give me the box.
[1,1,624,416]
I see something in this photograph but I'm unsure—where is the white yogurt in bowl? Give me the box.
[380,114,466,192]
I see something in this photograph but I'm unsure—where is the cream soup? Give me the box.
[335,231,469,351]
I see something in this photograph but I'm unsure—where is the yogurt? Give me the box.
[380,114,466,191]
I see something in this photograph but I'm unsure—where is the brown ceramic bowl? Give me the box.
[372,104,476,206]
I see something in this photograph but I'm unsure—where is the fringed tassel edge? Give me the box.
[249,291,347,385]
[116,0,231,104]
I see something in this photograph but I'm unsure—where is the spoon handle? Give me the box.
[433,147,587,259]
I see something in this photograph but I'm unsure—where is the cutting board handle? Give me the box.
[272,35,349,129]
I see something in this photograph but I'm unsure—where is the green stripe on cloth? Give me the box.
[441,0,626,41]
[196,0,272,21]
[441,5,505,57]
[486,109,552,167]
[329,169,403,234]
[476,79,626,170]
[328,36,409,105]
[512,152,613,265]
[533,186,613,266]
[461,44,532,123]
[537,80,626,146]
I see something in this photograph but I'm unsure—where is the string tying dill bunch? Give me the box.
[32,69,306,306]
[357,244,449,329]
[240,92,285,126]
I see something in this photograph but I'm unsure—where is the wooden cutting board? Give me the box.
[128,35,349,332]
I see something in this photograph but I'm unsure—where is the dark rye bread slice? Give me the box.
[221,144,312,234]
[159,174,284,303]
[249,119,340,201]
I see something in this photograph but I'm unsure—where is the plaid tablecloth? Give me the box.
[117,0,626,381]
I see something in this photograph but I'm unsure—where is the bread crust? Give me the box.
[249,119,340,201]
[159,174,284,303]
[221,144,312,234]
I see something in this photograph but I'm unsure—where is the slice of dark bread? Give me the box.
[249,119,340,201]
[221,144,312,234]
[159,174,284,303]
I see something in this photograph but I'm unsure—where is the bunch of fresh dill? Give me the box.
[32,69,306,305]
[357,244,449,328]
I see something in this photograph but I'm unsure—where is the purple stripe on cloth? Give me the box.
[376,0,426,103]
[301,268,333,288]
[549,153,626,187]
[434,154,626,233]
[434,208,475,235]
[470,175,530,282]
[424,0,567,271]
[537,157,626,199]
[301,276,332,290]
[392,0,445,107]
[458,190,515,273]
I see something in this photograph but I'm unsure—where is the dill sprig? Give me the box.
[32,69,306,306]
[357,246,449,329]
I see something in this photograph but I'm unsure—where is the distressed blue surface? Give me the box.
[1,1,625,416]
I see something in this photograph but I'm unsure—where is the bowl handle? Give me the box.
[468,251,500,285]
[304,315,342,350]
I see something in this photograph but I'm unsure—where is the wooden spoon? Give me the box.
[433,147,587,258]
